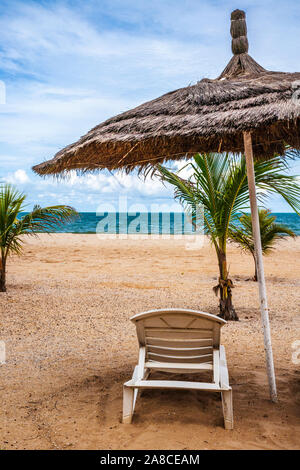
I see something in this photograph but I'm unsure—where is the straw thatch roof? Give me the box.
[33,10,300,176]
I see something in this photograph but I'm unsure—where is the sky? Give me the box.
[0,0,299,212]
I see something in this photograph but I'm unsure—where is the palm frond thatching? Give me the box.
[33,10,300,176]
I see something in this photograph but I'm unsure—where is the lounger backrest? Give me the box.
[130,309,226,365]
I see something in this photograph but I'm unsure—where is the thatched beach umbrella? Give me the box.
[33,9,300,402]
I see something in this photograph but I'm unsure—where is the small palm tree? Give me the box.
[230,209,296,281]
[0,184,78,292]
[155,153,300,320]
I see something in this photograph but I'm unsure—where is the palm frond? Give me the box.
[230,209,296,256]
[17,205,78,235]
[0,185,78,258]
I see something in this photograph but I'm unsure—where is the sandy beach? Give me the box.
[0,233,299,450]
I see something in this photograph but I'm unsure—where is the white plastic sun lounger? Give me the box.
[122,308,233,429]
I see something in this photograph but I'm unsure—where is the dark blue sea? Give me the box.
[21,212,300,235]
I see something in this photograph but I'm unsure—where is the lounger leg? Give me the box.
[123,386,134,424]
[221,390,233,430]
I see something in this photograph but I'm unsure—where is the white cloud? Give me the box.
[1,166,174,211]
[4,169,30,184]
[39,170,170,198]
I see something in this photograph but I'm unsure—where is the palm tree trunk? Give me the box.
[250,251,258,281]
[217,251,238,321]
[254,259,258,282]
[0,254,6,292]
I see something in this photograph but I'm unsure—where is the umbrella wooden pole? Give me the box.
[243,131,277,402]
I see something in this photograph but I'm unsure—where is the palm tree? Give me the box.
[0,184,78,292]
[230,209,295,281]
[155,153,300,320]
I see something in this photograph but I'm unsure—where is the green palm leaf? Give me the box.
[230,209,296,279]
[0,184,78,292]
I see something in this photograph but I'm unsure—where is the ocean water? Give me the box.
[20,212,300,235]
